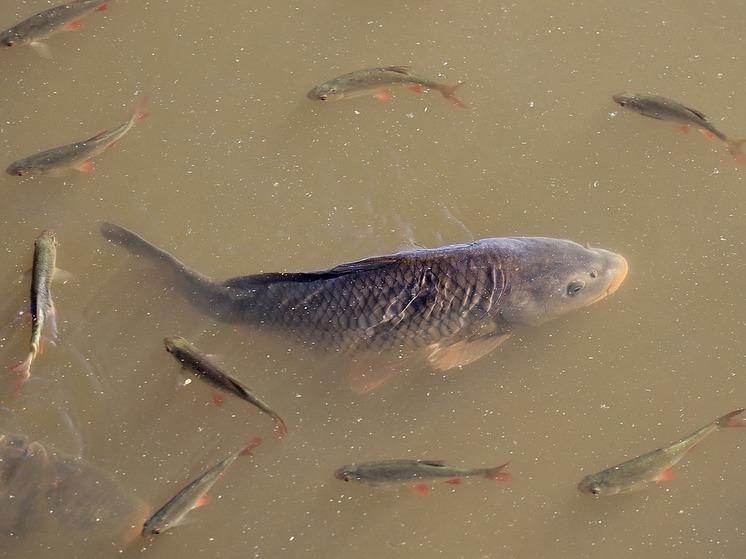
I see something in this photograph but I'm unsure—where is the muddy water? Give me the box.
[0,0,745,557]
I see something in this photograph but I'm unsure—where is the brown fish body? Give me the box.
[164,335,287,435]
[101,223,627,371]
[0,0,108,55]
[613,93,746,164]
[0,431,147,543]
[308,66,466,107]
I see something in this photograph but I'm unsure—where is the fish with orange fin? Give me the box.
[613,93,746,165]
[334,459,512,495]
[6,95,147,177]
[308,66,467,107]
[164,336,288,437]
[0,0,108,58]
[10,230,59,390]
[142,438,261,536]
[578,408,745,496]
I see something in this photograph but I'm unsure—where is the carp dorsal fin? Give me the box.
[221,255,403,288]
[428,332,512,371]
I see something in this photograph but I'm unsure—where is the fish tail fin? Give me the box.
[440,82,467,108]
[239,437,263,457]
[482,461,513,483]
[273,414,289,438]
[8,355,32,390]
[99,222,234,318]
[716,408,746,428]
[726,138,746,165]
[131,95,149,124]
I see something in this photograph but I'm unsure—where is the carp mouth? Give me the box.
[590,254,628,304]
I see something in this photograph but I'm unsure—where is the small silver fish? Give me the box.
[613,93,746,165]
[7,95,148,177]
[308,66,466,107]
[334,459,512,495]
[578,409,745,496]
[10,230,58,389]
[164,336,288,437]
[0,0,108,58]
[141,438,261,537]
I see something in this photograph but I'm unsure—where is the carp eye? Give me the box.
[343,475,351,482]
[591,486,601,495]
[589,270,597,279]
[567,280,585,296]
[319,95,328,101]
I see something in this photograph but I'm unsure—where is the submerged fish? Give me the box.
[164,335,288,436]
[10,230,58,389]
[0,430,147,544]
[578,408,745,496]
[308,66,467,107]
[334,459,512,494]
[6,96,148,177]
[100,223,627,382]
[0,0,108,58]
[142,438,261,537]
[612,93,746,165]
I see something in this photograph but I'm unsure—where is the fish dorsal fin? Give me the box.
[418,460,446,467]
[428,332,512,371]
[384,66,413,75]
[221,255,402,288]
[682,105,708,122]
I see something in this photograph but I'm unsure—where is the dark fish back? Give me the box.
[220,241,508,353]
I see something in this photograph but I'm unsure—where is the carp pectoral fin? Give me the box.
[347,352,427,393]
[427,333,511,371]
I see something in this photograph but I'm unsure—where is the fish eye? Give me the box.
[589,270,598,279]
[319,95,328,101]
[567,280,585,296]
[4,40,14,47]
[343,475,351,482]
[591,486,601,495]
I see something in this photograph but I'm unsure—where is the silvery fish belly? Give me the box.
[101,224,628,371]
[0,431,146,544]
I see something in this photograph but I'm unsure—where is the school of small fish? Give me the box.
[1,0,744,552]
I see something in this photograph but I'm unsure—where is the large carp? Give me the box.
[100,223,627,375]
[0,430,146,552]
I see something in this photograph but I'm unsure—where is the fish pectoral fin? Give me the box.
[445,478,462,485]
[413,484,430,496]
[654,469,677,482]
[75,160,95,174]
[64,21,84,32]
[30,41,52,59]
[427,333,512,371]
[194,494,212,509]
[373,89,393,102]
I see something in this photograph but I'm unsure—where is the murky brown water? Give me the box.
[1,0,745,557]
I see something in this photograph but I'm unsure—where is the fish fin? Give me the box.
[440,82,467,108]
[131,95,149,123]
[715,408,746,428]
[374,89,393,102]
[30,41,52,59]
[212,391,225,407]
[52,268,76,284]
[239,437,262,457]
[683,105,708,121]
[104,139,121,152]
[95,3,109,11]
[408,84,424,95]
[655,469,676,482]
[427,333,511,371]
[445,478,461,485]
[194,494,211,509]
[346,354,411,393]
[65,21,83,32]
[384,66,413,74]
[273,415,289,438]
[483,462,513,483]
[8,359,32,391]
[413,484,430,496]
[677,124,690,135]
[699,129,716,141]
[75,160,95,174]
[726,139,746,165]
